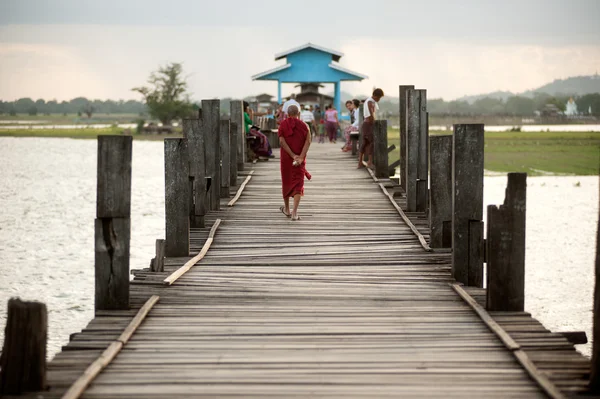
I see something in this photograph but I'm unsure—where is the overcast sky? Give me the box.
[0,0,598,102]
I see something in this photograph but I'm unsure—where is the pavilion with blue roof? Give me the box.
[252,43,368,112]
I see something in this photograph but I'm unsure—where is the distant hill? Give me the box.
[457,91,515,104]
[522,74,600,97]
[458,74,600,103]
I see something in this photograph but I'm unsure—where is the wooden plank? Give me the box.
[163,219,222,285]
[61,296,159,399]
[228,170,254,207]
[452,284,567,399]
[591,175,600,391]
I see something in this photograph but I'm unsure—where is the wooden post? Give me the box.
[151,239,166,272]
[201,99,220,211]
[184,118,206,228]
[358,105,364,160]
[351,132,359,156]
[452,124,485,287]
[0,298,47,394]
[220,120,231,198]
[406,89,427,212]
[399,85,414,192]
[95,135,131,311]
[590,177,600,391]
[430,135,453,248]
[231,100,245,171]
[165,138,190,257]
[229,122,238,187]
[486,173,527,311]
[373,120,388,178]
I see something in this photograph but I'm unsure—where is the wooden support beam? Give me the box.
[590,178,600,392]
[387,144,396,153]
[230,100,245,171]
[373,120,388,179]
[430,135,453,248]
[452,124,485,287]
[185,118,206,228]
[357,104,364,160]
[399,85,414,192]
[219,120,231,198]
[486,173,527,311]
[164,138,190,257]
[229,121,238,187]
[350,132,359,156]
[0,298,47,395]
[95,135,131,311]
[151,239,165,272]
[201,99,220,211]
[406,89,427,212]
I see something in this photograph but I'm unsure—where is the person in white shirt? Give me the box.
[300,105,317,136]
[342,100,360,152]
[282,93,301,116]
[359,88,384,169]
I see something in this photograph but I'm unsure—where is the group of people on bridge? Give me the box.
[276,88,385,221]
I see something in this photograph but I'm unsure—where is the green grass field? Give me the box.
[0,127,174,140]
[1,126,598,175]
[0,113,141,124]
[388,129,600,176]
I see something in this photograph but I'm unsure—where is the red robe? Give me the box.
[278,118,311,199]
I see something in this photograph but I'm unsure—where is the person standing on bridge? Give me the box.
[358,88,384,169]
[278,105,312,221]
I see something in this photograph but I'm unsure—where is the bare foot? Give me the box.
[357,163,365,169]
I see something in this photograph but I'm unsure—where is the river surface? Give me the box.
[0,138,597,359]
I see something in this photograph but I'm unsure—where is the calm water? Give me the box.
[0,138,597,359]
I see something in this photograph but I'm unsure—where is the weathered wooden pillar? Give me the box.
[373,120,388,178]
[184,118,206,228]
[429,135,453,248]
[0,298,47,395]
[486,173,527,311]
[201,100,220,211]
[452,124,485,287]
[406,89,428,212]
[229,121,238,187]
[220,120,231,198]
[95,135,131,311]
[399,85,414,192]
[358,105,364,159]
[165,138,190,257]
[230,100,245,171]
[590,179,600,391]
[151,239,166,272]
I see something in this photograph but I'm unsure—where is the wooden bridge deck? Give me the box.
[22,143,592,398]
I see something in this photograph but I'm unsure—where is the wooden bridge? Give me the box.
[1,96,599,399]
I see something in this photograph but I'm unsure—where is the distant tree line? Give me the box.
[0,97,147,117]
[376,93,600,117]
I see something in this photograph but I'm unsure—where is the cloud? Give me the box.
[0,24,599,102]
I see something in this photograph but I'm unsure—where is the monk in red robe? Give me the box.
[278,105,312,221]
